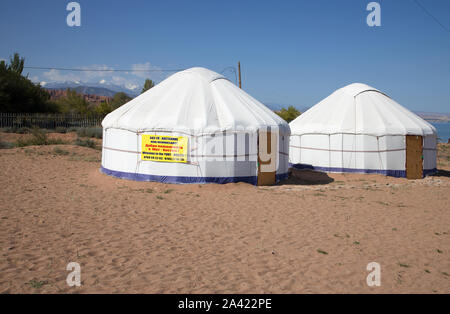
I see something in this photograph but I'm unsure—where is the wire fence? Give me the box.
[0,113,104,129]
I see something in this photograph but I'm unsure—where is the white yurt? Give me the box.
[289,83,437,179]
[101,67,290,185]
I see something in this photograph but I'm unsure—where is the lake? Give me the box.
[431,122,450,143]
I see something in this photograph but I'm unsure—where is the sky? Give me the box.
[0,0,449,113]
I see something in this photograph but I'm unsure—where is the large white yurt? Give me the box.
[101,67,290,185]
[289,83,437,179]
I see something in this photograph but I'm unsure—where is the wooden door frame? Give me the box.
[257,130,276,186]
[406,135,423,179]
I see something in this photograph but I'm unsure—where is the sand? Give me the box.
[0,133,449,293]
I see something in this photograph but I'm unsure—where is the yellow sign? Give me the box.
[141,135,188,163]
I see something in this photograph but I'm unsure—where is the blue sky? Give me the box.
[0,0,449,113]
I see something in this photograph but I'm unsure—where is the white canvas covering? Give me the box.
[101,67,290,184]
[289,83,437,177]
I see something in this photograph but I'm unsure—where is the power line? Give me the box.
[24,65,240,85]
[220,66,237,84]
[413,0,450,35]
[23,66,186,72]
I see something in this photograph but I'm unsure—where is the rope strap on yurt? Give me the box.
[289,145,406,153]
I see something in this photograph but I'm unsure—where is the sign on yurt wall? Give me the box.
[141,135,188,163]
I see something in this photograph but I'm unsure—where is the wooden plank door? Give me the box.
[257,131,276,186]
[406,135,423,179]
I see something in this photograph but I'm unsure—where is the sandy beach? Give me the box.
[0,132,449,293]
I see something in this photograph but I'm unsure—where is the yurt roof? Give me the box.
[290,83,436,137]
[102,67,289,136]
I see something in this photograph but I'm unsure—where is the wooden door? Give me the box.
[257,131,276,186]
[406,135,423,179]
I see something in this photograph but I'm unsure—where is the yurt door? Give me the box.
[406,135,423,179]
[257,131,276,186]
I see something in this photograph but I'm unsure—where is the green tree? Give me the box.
[95,92,132,116]
[56,89,92,115]
[95,100,113,116]
[141,79,155,94]
[0,53,54,113]
[0,60,7,71]
[109,92,131,110]
[8,53,25,75]
[275,106,301,123]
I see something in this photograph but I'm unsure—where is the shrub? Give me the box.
[76,127,102,139]
[16,128,66,147]
[53,147,70,155]
[75,137,96,149]
[1,127,31,134]
[1,127,15,133]
[55,127,68,134]
[0,141,14,149]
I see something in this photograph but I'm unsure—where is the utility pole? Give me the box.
[238,61,242,89]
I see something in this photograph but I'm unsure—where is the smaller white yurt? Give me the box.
[101,67,290,185]
[289,83,437,179]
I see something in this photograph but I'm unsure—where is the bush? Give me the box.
[17,127,31,134]
[0,141,15,149]
[53,147,70,155]
[1,127,16,133]
[1,127,31,134]
[76,127,102,139]
[55,127,68,134]
[75,137,96,149]
[16,128,66,147]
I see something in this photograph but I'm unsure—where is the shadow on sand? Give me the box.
[431,169,450,178]
[279,168,334,186]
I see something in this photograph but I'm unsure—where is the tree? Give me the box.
[0,60,7,71]
[95,100,113,116]
[0,53,54,113]
[109,92,131,110]
[56,89,92,115]
[275,106,301,123]
[141,79,155,94]
[8,53,25,75]
[94,92,132,116]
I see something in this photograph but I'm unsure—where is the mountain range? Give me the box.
[41,81,141,98]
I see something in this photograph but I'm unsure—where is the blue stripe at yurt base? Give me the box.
[290,164,438,178]
[290,163,406,178]
[100,166,258,185]
[101,167,290,185]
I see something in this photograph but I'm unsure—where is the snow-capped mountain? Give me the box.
[41,81,141,97]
